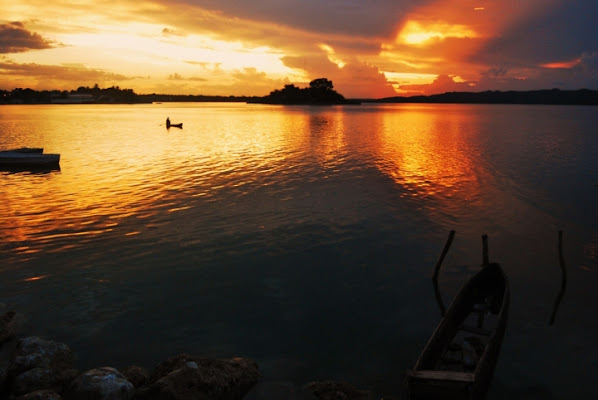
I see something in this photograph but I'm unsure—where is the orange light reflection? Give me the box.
[23,275,50,282]
[374,105,482,205]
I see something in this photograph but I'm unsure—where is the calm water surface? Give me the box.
[1,103,597,399]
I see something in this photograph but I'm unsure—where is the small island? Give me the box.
[248,78,359,105]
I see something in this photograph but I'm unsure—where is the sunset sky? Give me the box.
[2,0,597,98]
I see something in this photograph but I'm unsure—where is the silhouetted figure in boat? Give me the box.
[165,117,182,129]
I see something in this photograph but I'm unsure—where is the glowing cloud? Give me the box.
[541,58,582,69]
[397,20,480,45]
[384,72,437,92]
[318,44,346,68]
[1,0,596,96]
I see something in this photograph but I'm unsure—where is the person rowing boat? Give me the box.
[165,117,182,129]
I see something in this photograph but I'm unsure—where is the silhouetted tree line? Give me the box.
[141,94,259,103]
[2,84,597,105]
[0,85,143,104]
[0,85,261,104]
[375,89,598,105]
[1,88,54,104]
[250,78,355,105]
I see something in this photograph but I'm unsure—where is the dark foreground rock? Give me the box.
[136,354,260,400]
[0,332,381,400]
[0,336,260,400]
[120,365,149,388]
[8,336,78,396]
[64,367,134,400]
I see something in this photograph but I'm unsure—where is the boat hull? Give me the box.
[407,263,510,400]
[0,152,60,167]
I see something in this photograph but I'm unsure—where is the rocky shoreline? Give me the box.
[1,310,381,400]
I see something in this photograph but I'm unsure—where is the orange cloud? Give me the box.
[396,20,480,45]
[281,52,395,99]
[3,0,595,97]
[378,0,574,94]
[541,58,582,69]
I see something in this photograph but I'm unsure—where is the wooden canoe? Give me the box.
[0,149,60,167]
[406,262,510,399]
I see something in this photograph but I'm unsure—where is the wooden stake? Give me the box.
[433,230,455,317]
[433,230,456,281]
[482,234,489,265]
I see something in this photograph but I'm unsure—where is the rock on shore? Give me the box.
[0,310,378,399]
[0,309,261,400]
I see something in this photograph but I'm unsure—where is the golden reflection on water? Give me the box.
[1,104,597,400]
[374,104,481,201]
[1,103,592,262]
[22,274,50,282]
[306,110,347,166]
[1,104,485,251]
[0,104,314,250]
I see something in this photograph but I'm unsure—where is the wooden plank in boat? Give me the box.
[459,325,493,336]
[407,370,476,383]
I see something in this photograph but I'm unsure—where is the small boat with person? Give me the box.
[166,117,183,129]
[406,234,510,400]
[0,147,60,167]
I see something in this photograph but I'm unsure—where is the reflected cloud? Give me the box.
[374,105,480,202]
[306,111,347,167]
[23,274,50,282]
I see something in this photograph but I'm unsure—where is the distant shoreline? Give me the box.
[369,88,598,106]
[2,88,597,106]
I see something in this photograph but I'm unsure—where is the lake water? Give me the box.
[1,103,597,399]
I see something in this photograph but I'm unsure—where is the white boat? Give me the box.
[0,148,60,167]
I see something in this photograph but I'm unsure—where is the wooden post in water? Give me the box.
[433,230,456,317]
[482,234,489,265]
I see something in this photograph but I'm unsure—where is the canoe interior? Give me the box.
[407,263,509,399]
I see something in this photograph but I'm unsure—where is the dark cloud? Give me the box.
[0,22,55,53]
[171,0,432,38]
[473,51,598,92]
[475,0,598,67]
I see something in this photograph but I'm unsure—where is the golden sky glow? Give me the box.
[1,0,596,98]
[397,21,480,45]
